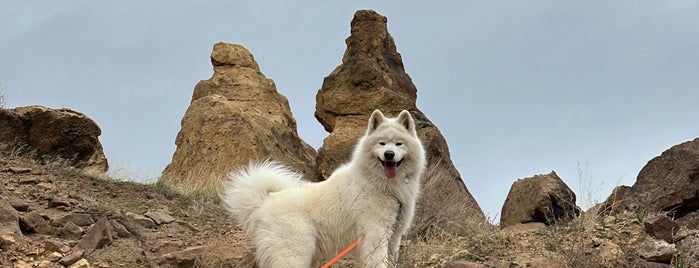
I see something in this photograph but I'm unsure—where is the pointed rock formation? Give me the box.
[161,42,317,195]
[0,106,108,174]
[315,10,486,226]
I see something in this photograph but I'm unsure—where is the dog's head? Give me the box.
[363,109,423,179]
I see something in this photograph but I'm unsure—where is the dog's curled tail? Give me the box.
[221,160,305,233]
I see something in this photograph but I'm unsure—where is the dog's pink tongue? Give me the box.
[384,165,397,179]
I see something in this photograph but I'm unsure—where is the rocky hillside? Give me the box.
[1,150,698,268]
[0,156,255,268]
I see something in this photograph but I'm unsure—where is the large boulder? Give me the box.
[500,171,581,228]
[604,138,699,228]
[314,10,486,227]
[161,42,318,195]
[0,105,108,174]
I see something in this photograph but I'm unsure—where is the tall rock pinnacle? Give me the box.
[161,42,318,195]
[315,10,486,228]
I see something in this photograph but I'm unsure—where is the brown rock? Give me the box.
[630,138,699,228]
[74,217,112,254]
[43,239,68,253]
[4,166,31,174]
[443,260,492,268]
[0,234,16,247]
[644,213,679,243]
[127,212,156,229]
[144,211,175,225]
[68,258,91,268]
[161,42,317,195]
[314,10,485,228]
[59,250,85,267]
[52,212,95,227]
[0,199,20,235]
[0,105,108,174]
[48,196,72,208]
[500,171,581,228]
[14,260,32,268]
[639,239,677,263]
[46,251,63,262]
[599,185,633,215]
[60,221,83,239]
[157,246,206,267]
[9,200,30,212]
[19,210,55,234]
[109,220,131,238]
[595,240,623,265]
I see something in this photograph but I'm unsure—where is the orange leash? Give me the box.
[321,239,360,268]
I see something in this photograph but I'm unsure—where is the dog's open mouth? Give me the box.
[379,159,403,179]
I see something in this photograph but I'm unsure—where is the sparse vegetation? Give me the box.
[0,84,6,108]
[2,151,698,267]
[158,165,228,204]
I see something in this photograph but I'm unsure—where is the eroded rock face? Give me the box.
[0,106,108,174]
[500,171,581,228]
[314,10,485,225]
[161,42,317,195]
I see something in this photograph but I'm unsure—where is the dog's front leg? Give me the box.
[388,201,414,261]
[357,226,394,268]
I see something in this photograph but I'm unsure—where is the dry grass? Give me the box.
[400,162,497,266]
[412,163,485,238]
[158,166,228,204]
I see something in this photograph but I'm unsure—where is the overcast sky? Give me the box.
[2,1,698,220]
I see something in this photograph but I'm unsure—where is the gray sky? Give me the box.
[2,1,698,221]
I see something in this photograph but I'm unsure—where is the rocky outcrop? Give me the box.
[500,171,581,228]
[313,10,485,226]
[630,138,699,228]
[0,106,108,174]
[161,42,317,195]
[601,138,699,228]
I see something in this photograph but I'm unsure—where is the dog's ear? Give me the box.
[396,110,416,133]
[367,109,385,133]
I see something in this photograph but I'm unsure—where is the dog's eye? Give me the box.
[396,143,403,146]
[379,142,386,146]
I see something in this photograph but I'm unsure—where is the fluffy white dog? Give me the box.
[222,109,426,267]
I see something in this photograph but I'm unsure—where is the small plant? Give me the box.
[633,212,645,224]
[0,84,6,108]
[671,256,691,268]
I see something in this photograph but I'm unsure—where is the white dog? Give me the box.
[222,109,426,267]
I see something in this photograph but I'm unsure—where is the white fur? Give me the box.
[222,109,426,267]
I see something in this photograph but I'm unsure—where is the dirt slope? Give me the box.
[0,156,253,268]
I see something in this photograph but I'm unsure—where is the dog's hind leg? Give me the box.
[254,229,317,268]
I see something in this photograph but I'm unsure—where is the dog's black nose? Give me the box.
[384,151,394,160]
